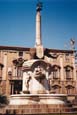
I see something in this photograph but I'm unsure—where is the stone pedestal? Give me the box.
[8,94,72,114]
[8,59,73,114]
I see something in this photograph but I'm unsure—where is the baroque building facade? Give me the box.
[0,46,77,96]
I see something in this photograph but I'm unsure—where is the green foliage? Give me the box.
[0,94,9,107]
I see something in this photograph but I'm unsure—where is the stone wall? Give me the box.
[0,104,73,115]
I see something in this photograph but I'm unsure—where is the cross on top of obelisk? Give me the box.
[36,1,43,11]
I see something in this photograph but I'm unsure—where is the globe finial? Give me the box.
[36,1,43,11]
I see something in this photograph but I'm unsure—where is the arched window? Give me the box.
[52,84,61,94]
[52,65,60,79]
[64,65,73,80]
[65,85,74,94]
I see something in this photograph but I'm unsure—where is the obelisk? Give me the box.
[35,2,44,58]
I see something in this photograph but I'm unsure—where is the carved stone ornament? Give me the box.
[36,45,44,58]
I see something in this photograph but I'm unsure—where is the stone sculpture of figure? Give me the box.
[31,66,50,94]
[33,66,45,79]
[34,66,42,74]
[22,71,32,94]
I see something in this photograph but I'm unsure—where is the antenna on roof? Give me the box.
[70,38,75,50]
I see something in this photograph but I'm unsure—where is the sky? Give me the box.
[0,0,77,50]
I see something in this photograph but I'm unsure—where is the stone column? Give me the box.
[35,2,44,58]
[72,55,76,80]
[35,5,42,46]
[2,53,7,80]
[60,55,64,81]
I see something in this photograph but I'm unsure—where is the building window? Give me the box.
[12,66,23,78]
[52,85,61,94]
[10,81,22,94]
[53,70,58,79]
[65,53,70,62]
[66,69,70,79]
[66,85,74,94]
[64,65,73,80]
[52,65,60,79]
[12,58,24,78]
[19,51,23,57]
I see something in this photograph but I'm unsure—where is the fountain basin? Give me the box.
[8,94,73,114]
[10,94,67,105]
